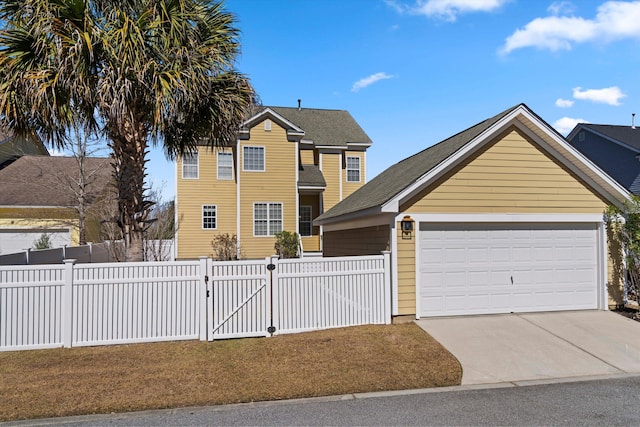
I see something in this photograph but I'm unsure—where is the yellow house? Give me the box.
[316,104,630,319]
[0,155,113,255]
[176,105,373,259]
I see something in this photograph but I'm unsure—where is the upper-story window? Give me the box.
[346,156,360,182]
[182,151,198,179]
[243,146,265,171]
[217,152,233,180]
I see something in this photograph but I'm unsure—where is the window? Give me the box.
[202,205,216,229]
[299,206,312,236]
[217,152,233,180]
[346,156,360,182]
[182,151,198,179]
[264,119,272,131]
[243,146,265,171]
[254,202,283,236]
[578,131,585,142]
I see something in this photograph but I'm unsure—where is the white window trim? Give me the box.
[346,155,361,182]
[264,119,272,131]
[243,145,266,172]
[182,151,199,179]
[202,204,217,230]
[253,202,283,237]
[217,151,234,180]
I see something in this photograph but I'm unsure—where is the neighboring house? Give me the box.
[315,103,629,319]
[0,155,113,255]
[0,128,49,168]
[176,105,372,259]
[566,123,640,194]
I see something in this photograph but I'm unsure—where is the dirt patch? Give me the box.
[0,323,461,422]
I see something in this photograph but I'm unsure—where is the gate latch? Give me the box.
[267,263,276,271]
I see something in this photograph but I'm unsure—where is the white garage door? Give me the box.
[419,222,599,317]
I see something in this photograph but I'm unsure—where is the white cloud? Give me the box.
[572,86,626,105]
[555,98,574,108]
[49,148,66,156]
[387,0,509,22]
[501,1,640,54]
[553,116,587,135]
[351,72,394,92]
[547,1,576,16]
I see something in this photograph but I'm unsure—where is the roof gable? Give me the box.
[316,104,630,225]
[568,124,640,152]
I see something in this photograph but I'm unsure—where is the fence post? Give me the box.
[62,259,76,347]
[382,251,392,324]
[199,256,209,341]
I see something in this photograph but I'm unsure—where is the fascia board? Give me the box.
[382,106,528,213]
[314,205,383,226]
[320,212,395,232]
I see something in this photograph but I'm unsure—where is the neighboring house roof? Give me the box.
[570,124,640,151]
[0,129,49,168]
[316,103,630,225]
[566,123,640,194]
[241,106,372,148]
[298,164,326,188]
[0,155,112,207]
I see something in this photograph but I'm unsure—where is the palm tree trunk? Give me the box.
[109,119,148,262]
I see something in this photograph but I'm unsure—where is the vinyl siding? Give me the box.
[321,152,341,211]
[176,148,237,259]
[323,225,390,257]
[403,128,608,214]
[239,120,297,259]
[343,150,365,199]
[396,222,416,315]
[300,148,315,165]
[0,216,79,245]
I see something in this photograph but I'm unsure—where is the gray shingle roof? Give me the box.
[0,155,112,207]
[298,164,326,188]
[315,104,523,222]
[579,124,640,151]
[266,106,372,147]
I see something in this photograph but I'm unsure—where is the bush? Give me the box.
[274,231,299,258]
[33,233,52,250]
[211,233,240,260]
[606,196,640,303]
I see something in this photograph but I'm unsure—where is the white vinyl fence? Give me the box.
[1,253,391,351]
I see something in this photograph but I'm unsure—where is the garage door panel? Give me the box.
[419,222,599,317]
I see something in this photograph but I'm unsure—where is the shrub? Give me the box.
[211,233,240,260]
[274,231,299,258]
[33,233,52,250]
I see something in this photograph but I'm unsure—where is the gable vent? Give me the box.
[264,119,271,131]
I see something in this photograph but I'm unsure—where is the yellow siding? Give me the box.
[396,222,416,316]
[177,147,237,259]
[300,148,315,165]
[0,215,80,245]
[239,120,297,259]
[321,152,341,211]
[403,128,607,214]
[343,150,365,199]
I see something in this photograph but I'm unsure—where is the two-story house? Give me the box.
[566,123,640,194]
[175,105,372,259]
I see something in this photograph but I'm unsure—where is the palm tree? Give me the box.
[0,0,255,261]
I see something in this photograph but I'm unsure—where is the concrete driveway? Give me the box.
[416,310,640,385]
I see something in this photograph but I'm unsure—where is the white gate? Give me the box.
[207,254,391,340]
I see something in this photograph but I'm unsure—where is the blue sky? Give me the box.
[146,0,640,200]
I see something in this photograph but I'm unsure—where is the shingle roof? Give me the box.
[298,164,326,188]
[579,124,640,151]
[0,155,112,207]
[265,106,372,147]
[315,104,523,222]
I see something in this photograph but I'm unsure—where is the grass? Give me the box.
[0,323,462,422]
